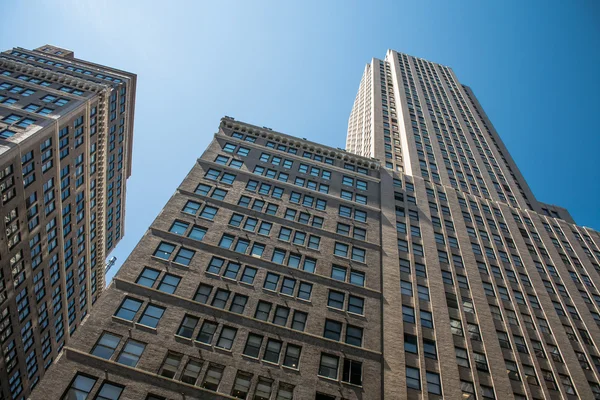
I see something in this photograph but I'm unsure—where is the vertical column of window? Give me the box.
[497,207,586,398]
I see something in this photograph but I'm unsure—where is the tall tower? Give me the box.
[0,45,136,399]
[347,50,573,221]
[345,50,600,399]
[31,51,600,400]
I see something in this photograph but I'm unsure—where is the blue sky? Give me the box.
[2,0,599,283]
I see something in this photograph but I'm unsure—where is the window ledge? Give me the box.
[111,315,134,326]
[134,323,158,334]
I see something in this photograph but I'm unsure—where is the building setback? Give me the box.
[0,45,136,399]
[31,50,600,400]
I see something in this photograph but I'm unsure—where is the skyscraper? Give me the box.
[0,45,136,399]
[32,50,600,400]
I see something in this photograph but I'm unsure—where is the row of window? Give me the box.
[133,264,368,341]
[256,149,371,204]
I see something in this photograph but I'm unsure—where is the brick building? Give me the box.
[31,50,600,399]
[0,45,136,399]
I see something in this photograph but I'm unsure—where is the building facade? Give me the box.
[31,51,600,400]
[0,45,136,399]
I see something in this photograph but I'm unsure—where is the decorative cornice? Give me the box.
[0,57,109,94]
[220,117,381,171]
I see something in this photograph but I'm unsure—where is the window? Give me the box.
[334,242,349,257]
[240,267,257,284]
[559,374,575,395]
[514,336,528,354]
[276,384,294,400]
[254,379,273,400]
[223,262,241,279]
[324,319,342,341]
[136,268,160,288]
[467,323,481,341]
[258,222,272,236]
[116,340,145,367]
[199,206,218,220]
[523,364,538,386]
[211,188,228,199]
[197,321,218,344]
[352,247,366,262]
[442,271,453,285]
[506,360,520,381]
[411,226,421,237]
[474,352,488,372]
[461,381,476,400]
[331,266,347,283]
[406,367,421,390]
[205,168,221,180]
[542,369,558,390]
[481,385,495,399]
[202,365,224,391]
[188,226,207,241]
[280,278,296,296]
[297,282,312,300]
[194,284,213,303]
[339,205,352,218]
[153,242,175,260]
[158,274,180,294]
[420,310,433,328]
[450,319,463,336]
[220,172,236,184]
[263,339,283,363]
[206,257,223,275]
[328,290,345,309]
[211,289,230,308]
[91,332,121,359]
[427,372,442,395]
[231,373,252,398]
[292,311,307,331]
[308,235,321,249]
[264,273,280,291]
[273,306,289,326]
[177,315,199,338]
[279,227,292,241]
[181,359,202,385]
[243,334,263,358]
[348,295,364,315]
[355,210,367,222]
[195,184,211,196]
[173,247,194,265]
[401,280,412,296]
[303,258,316,273]
[456,347,470,368]
[169,220,188,235]
[254,301,272,321]
[318,353,339,379]
[95,382,124,400]
[423,339,437,359]
[114,298,142,321]
[398,239,409,252]
[138,304,165,328]
[159,352,182,378]
[402,306,415,323]
[183,200,201,215]
[216,326,237,350]
[590,382,600,399]
[351,270,365,286]
[346,325,363,347]
[230,294,248,314]
[342,359,363,386]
